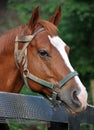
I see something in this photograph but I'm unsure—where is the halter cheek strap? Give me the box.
[14,28,78,106]
[14,28,45,67]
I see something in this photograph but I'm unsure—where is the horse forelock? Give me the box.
[35,20,58,36]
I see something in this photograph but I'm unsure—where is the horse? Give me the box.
[0,7,88,130]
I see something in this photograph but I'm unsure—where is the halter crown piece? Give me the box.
[14,28,78,106]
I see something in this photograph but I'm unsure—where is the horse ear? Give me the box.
[28,6,40,31]
[49,6,62,26]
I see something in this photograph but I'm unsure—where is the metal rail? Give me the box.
[0,92,94,130]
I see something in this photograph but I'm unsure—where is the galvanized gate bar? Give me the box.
[0,92,68,123]
[0,92,94,126]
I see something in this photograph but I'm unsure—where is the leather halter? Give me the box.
[14,28,78,105]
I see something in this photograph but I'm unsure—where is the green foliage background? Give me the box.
[5,0,94,129]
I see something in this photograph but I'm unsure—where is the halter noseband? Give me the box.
[14,28,78,105]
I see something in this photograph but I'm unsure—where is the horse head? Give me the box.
[15,7,88,114]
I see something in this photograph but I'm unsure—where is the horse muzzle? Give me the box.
[59,85,88,114]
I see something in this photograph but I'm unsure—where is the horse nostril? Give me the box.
[73,91,78,100]
[71,90,81,107]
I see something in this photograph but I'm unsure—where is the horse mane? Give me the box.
[0,20,57,54]
[0,25,27,54]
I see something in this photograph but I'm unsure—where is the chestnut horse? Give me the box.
[0,7,87,130]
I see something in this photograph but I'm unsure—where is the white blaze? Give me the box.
[48,35,74,71]
[48,35,88,107]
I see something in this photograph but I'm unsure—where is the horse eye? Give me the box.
[38,49,50,57]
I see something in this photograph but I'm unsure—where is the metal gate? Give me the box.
[0,92,94,130]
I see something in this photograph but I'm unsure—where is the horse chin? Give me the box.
[61,101,79,115]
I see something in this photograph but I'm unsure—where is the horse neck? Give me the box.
[0,25,26,93]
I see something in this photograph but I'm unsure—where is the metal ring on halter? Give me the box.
[23,69,29,78]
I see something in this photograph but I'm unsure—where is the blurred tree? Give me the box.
[0,0,8,33]
[60,0,94,79]
[0,0,7,9]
